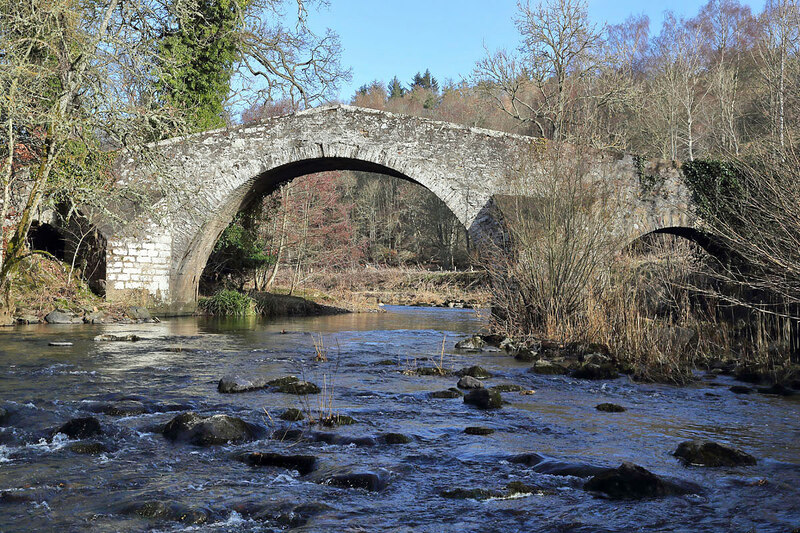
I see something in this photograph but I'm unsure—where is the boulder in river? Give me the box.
[102,400,149,416]
[381,432,412,445]
[514,348,538,362]
[280,408,305,421]
[68,442,109,455]
[457,376,484,389]
[464,426,494,435]
[267,376,321,395]
[673,440,756,467]
[238,452,317,475]
[218,375,268,394]
[56,417,102,439]
[162,412,257,446]
[756,383,796,396]
[44,310,81,324]
[456,365,492,379]
[0,407,7,424]
[126,306,152,321]
[455,336,485,352]
[463,388,502,409]
[430,388,463,399]
[584,463,693,499]
[572,363,619,380]
[121,500,208,525]
[440,487,501,500]
[94,334,141,342]
[596,403,626,413]
[324,472,386,491]
[529,360,570,375]
[729,385,753,394]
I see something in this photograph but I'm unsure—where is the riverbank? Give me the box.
[267,267,490,309]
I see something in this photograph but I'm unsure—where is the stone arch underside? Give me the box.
[105,105,694,314]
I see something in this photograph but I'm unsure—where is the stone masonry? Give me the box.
[106,105,693,314]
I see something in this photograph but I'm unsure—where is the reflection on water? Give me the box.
[0,305,798,532]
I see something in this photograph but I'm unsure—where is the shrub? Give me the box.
[198,289,255,316]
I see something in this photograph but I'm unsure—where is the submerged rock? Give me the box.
[673,440,756,467]
[756,383,796,396]
[48,341,73,347]
[509,453,609,478]
[440,487,501,500]
[490,383,525,392]
[430,388,463,399]
[404,366,452,376]
[455,336,485,352]
[457,376,484,389]
[162,412,256,446]
[596,403,626,413]
[218,376,268,394]
[56,417,102,439]
[102,400,148,416]
[325,472,386,491]
[238,452,317,475]
[279,408,305,421]
[463,388,502,409]
[729,385,753,394]
[318,414,356,427]
[381,433,412,445]
[121,500,208,525]
[464,426,494,435]
[68,442,109,455]
[456,365,492,379]
[584,463,693,499]
[94,334,141,342]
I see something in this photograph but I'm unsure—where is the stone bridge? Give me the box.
[105,105,692,314]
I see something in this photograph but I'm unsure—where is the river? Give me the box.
[0,306,798,532]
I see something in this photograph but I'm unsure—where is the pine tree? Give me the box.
[388,76,406,99]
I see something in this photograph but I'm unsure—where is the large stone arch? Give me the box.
[105,105,694,314]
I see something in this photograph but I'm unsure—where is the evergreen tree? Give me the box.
[387,76,406,99]
[159,0,248,132]
[411,69,439,93]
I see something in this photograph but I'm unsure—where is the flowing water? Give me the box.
[0,306,799,532]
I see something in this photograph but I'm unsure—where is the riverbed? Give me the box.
[0,306,798,532]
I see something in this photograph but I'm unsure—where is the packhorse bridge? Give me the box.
[104,105,692,314]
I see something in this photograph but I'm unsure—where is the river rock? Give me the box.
[673,440,756,467]
[430,388,463,399]
[514,348,538,362]
[68,441,109,455]
[56,417,102,439]
[584,463,692,499]
[83,311,105,324]
[457,376,484,389]
[490,384,525,392]
[267,376,320,394]
[319,414,356,426]
[756,383,796,396]
[280,408,305,421]
[162,412,256,446]
[238,452,317,475]
[509,453,609,477]
[16,315,40,324]
[102,400,149,416]
[456,365,492,379]
[455,336,485,352]
[463,388,502,409]
[218,375,268,394]
[94,334,141,342]
[529,360,570,375]
[122,500,208,525]
[381,432,412,444]
[572,363,619,380]
[44,310,81,324]
[0,407,7,423]
[464,426,494,435]
[126,306,152,321]
[729,385,753,394]
[324,472,386,491]
[440,487,501,500]
[596,403,626,413]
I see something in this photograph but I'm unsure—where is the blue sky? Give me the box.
[307,0,766,102]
